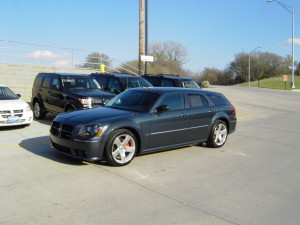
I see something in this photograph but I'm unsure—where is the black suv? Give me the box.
[142,74,201,89]
[31,73,115,119]
[90,73,153,94]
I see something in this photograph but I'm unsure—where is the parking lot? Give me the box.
[1,86,300,225]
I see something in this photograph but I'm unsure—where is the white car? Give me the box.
[0,85,33,127]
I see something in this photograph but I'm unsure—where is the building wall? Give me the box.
[0,63,98,102]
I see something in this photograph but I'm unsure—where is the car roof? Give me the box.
[143,74,193,80]
[127,87,220,95]
[90,73,137,78]
[39,73,90,78]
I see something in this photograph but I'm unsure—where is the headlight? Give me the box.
[79,98,92,108]
[79,124,106,137]
[26,105,32,112]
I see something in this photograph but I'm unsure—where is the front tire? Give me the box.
[207,120,228,148]
[105,129,137,166]
[33,100,46,120]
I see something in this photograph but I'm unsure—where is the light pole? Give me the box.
[248,47,261,87]
[267,0,295,88]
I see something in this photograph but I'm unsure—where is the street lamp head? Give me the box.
[267,0,273,2]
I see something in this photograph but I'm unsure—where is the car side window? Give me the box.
[42,77,52,88]
[188,94,208,108]
[162,79,175,87]
[34,74,44,87]
[159,93,184,111]
[95,76,108,88]
[50,78,61,90]
[108,78,122,93]
[206,93,228,105]
[149,77,161,86]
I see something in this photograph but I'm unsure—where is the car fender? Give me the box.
[208,111,230,132]
[64,99,82,110]
[32,93,45,108]
[102,119,147,153]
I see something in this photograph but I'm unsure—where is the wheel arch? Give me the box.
[109,126,142,155]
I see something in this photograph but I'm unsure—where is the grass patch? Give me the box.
[237,75,300,90]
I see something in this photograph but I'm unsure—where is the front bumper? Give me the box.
[0,110,33,127]
[50,133,105,162]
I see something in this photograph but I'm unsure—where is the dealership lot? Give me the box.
[1,86,300,225]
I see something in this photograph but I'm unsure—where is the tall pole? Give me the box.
[267,0,295,88]
[291,7,295,88]
[138,0,145,75]
[248,47,261,87]
[145,0,148,75]
[248,55,251,87]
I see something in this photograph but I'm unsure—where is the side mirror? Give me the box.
[156,105,170,113]
[17,94,21,97]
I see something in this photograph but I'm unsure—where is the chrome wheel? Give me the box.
[112,134,136,164]
[106,129,137,166]
[207,120,228,148]
[33,102,40,118]
[212,123,227,146]
[33,101,46,119]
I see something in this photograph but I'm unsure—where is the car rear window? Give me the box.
[206,93,229,106]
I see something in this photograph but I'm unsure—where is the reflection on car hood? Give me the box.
[0,99,30,110]
[57,107,132,124]
[66,90,115,98]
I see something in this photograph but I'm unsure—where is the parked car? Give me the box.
[142,74,201,89]
[90,73,153,94]
[31,73,115,119]
[50,87,236,166]
[0,85,33,127]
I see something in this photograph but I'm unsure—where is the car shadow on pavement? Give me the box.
[33,112,57,126]
[19,136,88,166]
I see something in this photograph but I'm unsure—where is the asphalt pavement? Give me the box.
[1,86,300,225]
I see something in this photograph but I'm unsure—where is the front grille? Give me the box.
[92,97,104,107]
[50,121,74,139]
[0,109,23,118]
[61,124,73,139]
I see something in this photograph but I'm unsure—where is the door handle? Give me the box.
[180,113,187,117]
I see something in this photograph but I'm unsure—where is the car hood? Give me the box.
[66,90,115,98]
[57,107,133,124]
[0,99,30,110]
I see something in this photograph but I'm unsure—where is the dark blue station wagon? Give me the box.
[50,87,237,166]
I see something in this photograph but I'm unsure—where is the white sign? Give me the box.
[141,55,154,62]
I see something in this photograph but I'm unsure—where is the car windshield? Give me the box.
[0,87,19,100]
[61,77,101,91]
[105,90,159,112]
[119,77,152,89]
[177,79,200,89]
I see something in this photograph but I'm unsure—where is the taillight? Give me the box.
[229,104,236,116]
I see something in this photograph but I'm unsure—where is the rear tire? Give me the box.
[105,129,137,166]
[33,100,46,120]
[207,120,228,148]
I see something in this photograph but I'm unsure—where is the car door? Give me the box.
[47,77,66,113]
[186,93,214,141]
[40,76,52,110]
[149,93,189,149]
